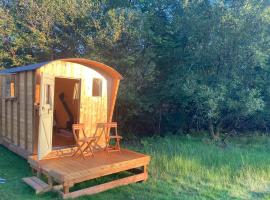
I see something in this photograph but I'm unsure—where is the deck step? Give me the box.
[22,176,51,194]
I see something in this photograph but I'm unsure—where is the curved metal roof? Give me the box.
[0,61,49,74]
[0,58,123,79]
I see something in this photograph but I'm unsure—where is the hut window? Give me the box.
[45,84,51,105]
[35,84,40,104]
[5,74,16,98]
[73,82,80,100]
[92,78,102,97]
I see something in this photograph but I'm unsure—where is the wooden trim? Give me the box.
[1,137,30,159]
[19,72,26,149]
[11,97,13,143]
[24,71,28,150]
[32,71,35,153]
[33,70,40,155]
[0,77,2,139]
[6,100,11,140]
[54,75,81,81]
[4,97,17,101]
[108,79,120,123]
[61,172,147,199]
[2,76,6,138]
[26,71,34,153]
[17,73,20,147]
[59,58,123,80]
[5,89,7,138]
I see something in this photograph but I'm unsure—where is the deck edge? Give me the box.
[61,172,148,199]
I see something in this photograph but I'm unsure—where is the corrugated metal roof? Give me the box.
[0,61,49,74]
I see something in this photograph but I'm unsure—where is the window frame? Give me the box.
[92,78,103,97]
[3,73,17,100]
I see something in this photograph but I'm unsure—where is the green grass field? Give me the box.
[1,134,270,200]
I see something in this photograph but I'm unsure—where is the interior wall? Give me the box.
[54,78,79,129]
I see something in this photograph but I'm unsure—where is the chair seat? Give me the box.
[78,137,96,143]
[108,135,122,139]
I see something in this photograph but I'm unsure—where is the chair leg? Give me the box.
[89,143,94,156]
[72,143,86,159]
[105,136,110,153]
[117,139,121,152]
[83,141,94,157]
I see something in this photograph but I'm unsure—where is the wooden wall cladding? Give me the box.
[0,59,120,157]
[39,61,111,147]
[0,71,35,155]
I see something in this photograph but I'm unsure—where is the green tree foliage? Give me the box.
[0,0,269,138]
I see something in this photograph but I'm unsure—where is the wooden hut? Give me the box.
[0,58,150,198]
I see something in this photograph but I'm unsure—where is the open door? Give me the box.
[38,73,55,160]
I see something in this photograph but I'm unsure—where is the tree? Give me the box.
[0,0,270,138]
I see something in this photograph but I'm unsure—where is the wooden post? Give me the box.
[63,185,69,194]
[37,168,41,178]
[143,165,148,182]
[46,175,53,187]
[144,165,147,174]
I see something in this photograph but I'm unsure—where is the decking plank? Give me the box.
[27,149,150,198]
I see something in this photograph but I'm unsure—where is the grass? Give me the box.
[1,133,270,199]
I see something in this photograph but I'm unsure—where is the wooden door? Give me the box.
[38,74,55,160]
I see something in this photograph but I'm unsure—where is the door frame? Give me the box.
[35,75,82,157]
[52,76,82,149]
[53,76,81,126]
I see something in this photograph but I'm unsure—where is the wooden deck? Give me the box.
[27,149,150,198]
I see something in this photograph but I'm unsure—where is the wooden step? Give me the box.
[22,176,51,194]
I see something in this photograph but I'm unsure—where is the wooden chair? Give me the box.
[72,124,96,159]
[92,123,106,151]
[103,122,123,153]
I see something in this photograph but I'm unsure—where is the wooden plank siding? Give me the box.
[39,61,109,147]
[13,75,19,146]
[0,71,35,156]
[0,59,122,159]
[1,76,6,138]
[33,71,41,155]
[16,74,20,147]
[19,72,26,149]
[6,100,11,141]
[26,71,34,152]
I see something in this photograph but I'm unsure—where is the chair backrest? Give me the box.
[72,123,87,142]
[103,122,117,128]
[104,122,118,137]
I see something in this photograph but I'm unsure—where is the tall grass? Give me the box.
[1,134,270,199]
[139,134,270,199]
